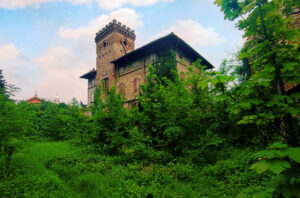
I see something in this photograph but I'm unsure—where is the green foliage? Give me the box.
[0,1,299,197]
[153,49,178,82]
[0,69,20,97]
[0,69,6,94]
[39,101,87,141]
[1,140,263,198]
[214,1,300,195]
[215,0,300,146]
[239,142,300,197]
[0,141,79,197]
[138,65,192,155]
[91,86,134,155]
[0,94,25,169]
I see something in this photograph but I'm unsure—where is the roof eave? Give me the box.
[26,97,42,102]
[111,33,214,70]
[80,71,96,79]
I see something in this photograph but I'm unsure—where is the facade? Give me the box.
[81,19,214,107]
[80,68,96,105]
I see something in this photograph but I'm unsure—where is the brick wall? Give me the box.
[96,32,135,91]
[115,51,194,104]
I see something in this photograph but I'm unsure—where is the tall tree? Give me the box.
[215,0,300,145]
[0,69,6,94]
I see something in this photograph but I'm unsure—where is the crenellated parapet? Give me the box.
[95,19,136,44]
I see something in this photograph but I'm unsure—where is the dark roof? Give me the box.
[80,69,96,79]
[111,33,214,69]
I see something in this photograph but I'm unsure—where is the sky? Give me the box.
[0,0,244,104]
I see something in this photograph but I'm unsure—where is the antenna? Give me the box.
[54,91,60,104]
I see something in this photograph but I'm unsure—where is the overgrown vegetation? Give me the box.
[0,0,299,197]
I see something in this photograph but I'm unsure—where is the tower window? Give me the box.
[103,41,107,48]
[103,78,109,93]
[120,39,128,47]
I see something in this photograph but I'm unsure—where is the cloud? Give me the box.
[55,8,143,103]
[1,8,144,104]
[95,0,174,11]
[0,0,57,9]
[0,44,88,103]
[58,8,143,39]
[0,44,21,61]
[0,44,40,99]
[157,19,225,47]
[33,46,88,103]
[0,0,173,10]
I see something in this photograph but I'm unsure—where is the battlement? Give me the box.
[95,19,136,44]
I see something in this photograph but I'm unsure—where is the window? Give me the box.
[119,82,125,95]
[119,66,124,73]
[133,78,140,92]
[120,39,128,47]
[103,41,107,48]
[103,78,109,93]
[179,51,183,59]
[91,92,94,104]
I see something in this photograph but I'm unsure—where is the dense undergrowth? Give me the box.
[1,0,300,197]
[1,139,265,198]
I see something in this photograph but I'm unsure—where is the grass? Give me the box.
[0,139,262,198]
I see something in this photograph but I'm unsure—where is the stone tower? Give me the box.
[95,19,136,91]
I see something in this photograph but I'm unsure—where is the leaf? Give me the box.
[251,159,291,174]
[287,148,300,163]
[237,115,257,124]
[254,150,287,159]
[242,0,256,13]
[269,142,288,150]
[291,93,300,100]
[281,62,298,72]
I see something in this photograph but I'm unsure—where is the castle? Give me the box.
[80,19,213,107]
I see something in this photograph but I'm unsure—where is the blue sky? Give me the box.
[0,0,244,103]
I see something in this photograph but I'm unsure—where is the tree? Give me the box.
[215,0,300,146]
[91,86,133,155]
[0,69,6,94]
[0,94,23,169]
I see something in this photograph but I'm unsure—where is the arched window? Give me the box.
[119,82,125,95]
[133,78,140,92]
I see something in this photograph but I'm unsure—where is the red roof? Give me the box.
[27,96,42,104]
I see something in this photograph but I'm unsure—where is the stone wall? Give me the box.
[116,54,155,100]
[115,51,194,105]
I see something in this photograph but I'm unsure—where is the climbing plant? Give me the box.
[153,50,178,82]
